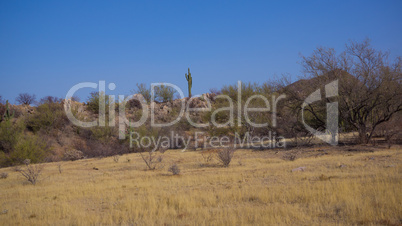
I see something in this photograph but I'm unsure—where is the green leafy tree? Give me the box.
[0,118,25,166]
[10,135,50,164]
[86,91,113,114]
[0,119,23,154]
[26,102,68,134]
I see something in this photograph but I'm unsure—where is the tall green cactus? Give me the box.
[185,68,192,98]
[3,100,14,121]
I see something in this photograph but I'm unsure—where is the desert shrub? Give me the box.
[76,138,127,158]
[86,92,114,114]
[112,155,120,163]
[63,149,84,161]
[86,92,101,113]
[0,152,10,167]
[70,96,80,102]
[134,83,151,103]
[168,164,180,175]
[175,118,193,132]
[8,104,23,119]
[0,119,27,166]
[220,82,260,102]
[201,152,214,163]
[203,99,238,137]
[26,102,68,134]
[0,101,5,122]
[140,151,164,170]
[0,119,24,154]
[10,135,50,164]
[15,159,43,185]
[209,88,221,96]
[154,84,176,102]
[152,126,187,149]
[216,148,235,167]
[282,152,297,161]
[57,163,62,174]
[127,99,142,109]
[15,93,36,105]
[90,125,115,142]
[38,96,62,105]
[75,127,93,140]
[127,125,159,152]
[318,174,331,181]
[0,172,8,179]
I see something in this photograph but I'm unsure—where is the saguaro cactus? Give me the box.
[3,100,14,121]
[185,68,192,98]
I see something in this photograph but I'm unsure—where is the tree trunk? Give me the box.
[358,125,369,144]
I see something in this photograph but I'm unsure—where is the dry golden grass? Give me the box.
[0,145,401,225]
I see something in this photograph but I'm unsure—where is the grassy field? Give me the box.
[0,145,401,225]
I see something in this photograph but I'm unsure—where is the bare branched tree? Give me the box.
[375,113,402,148]
[298,39,401,144]
[16,93,36,105]
[140,151,164,170]
[15,159,44,185]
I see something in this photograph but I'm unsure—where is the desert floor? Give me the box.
[0,145,400,225]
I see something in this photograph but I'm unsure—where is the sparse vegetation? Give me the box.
[0,172,8,179]
[140,151,164,170]
[216,148,235,167]
[14,159,43,185]
[282,152,297,161]
[0,147,400,225]
[26,101,68,134]
[201,152,214,163]
[112,155,120,163]
[168,163,180,175]
[38,96,62,105]
[57,163,62,174]
[133,83,177,103]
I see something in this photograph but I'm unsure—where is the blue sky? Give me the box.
[1,0,401,103]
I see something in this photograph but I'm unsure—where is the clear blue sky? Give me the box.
[1,0,401,103]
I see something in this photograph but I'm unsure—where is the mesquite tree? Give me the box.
[301,39,402,144]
